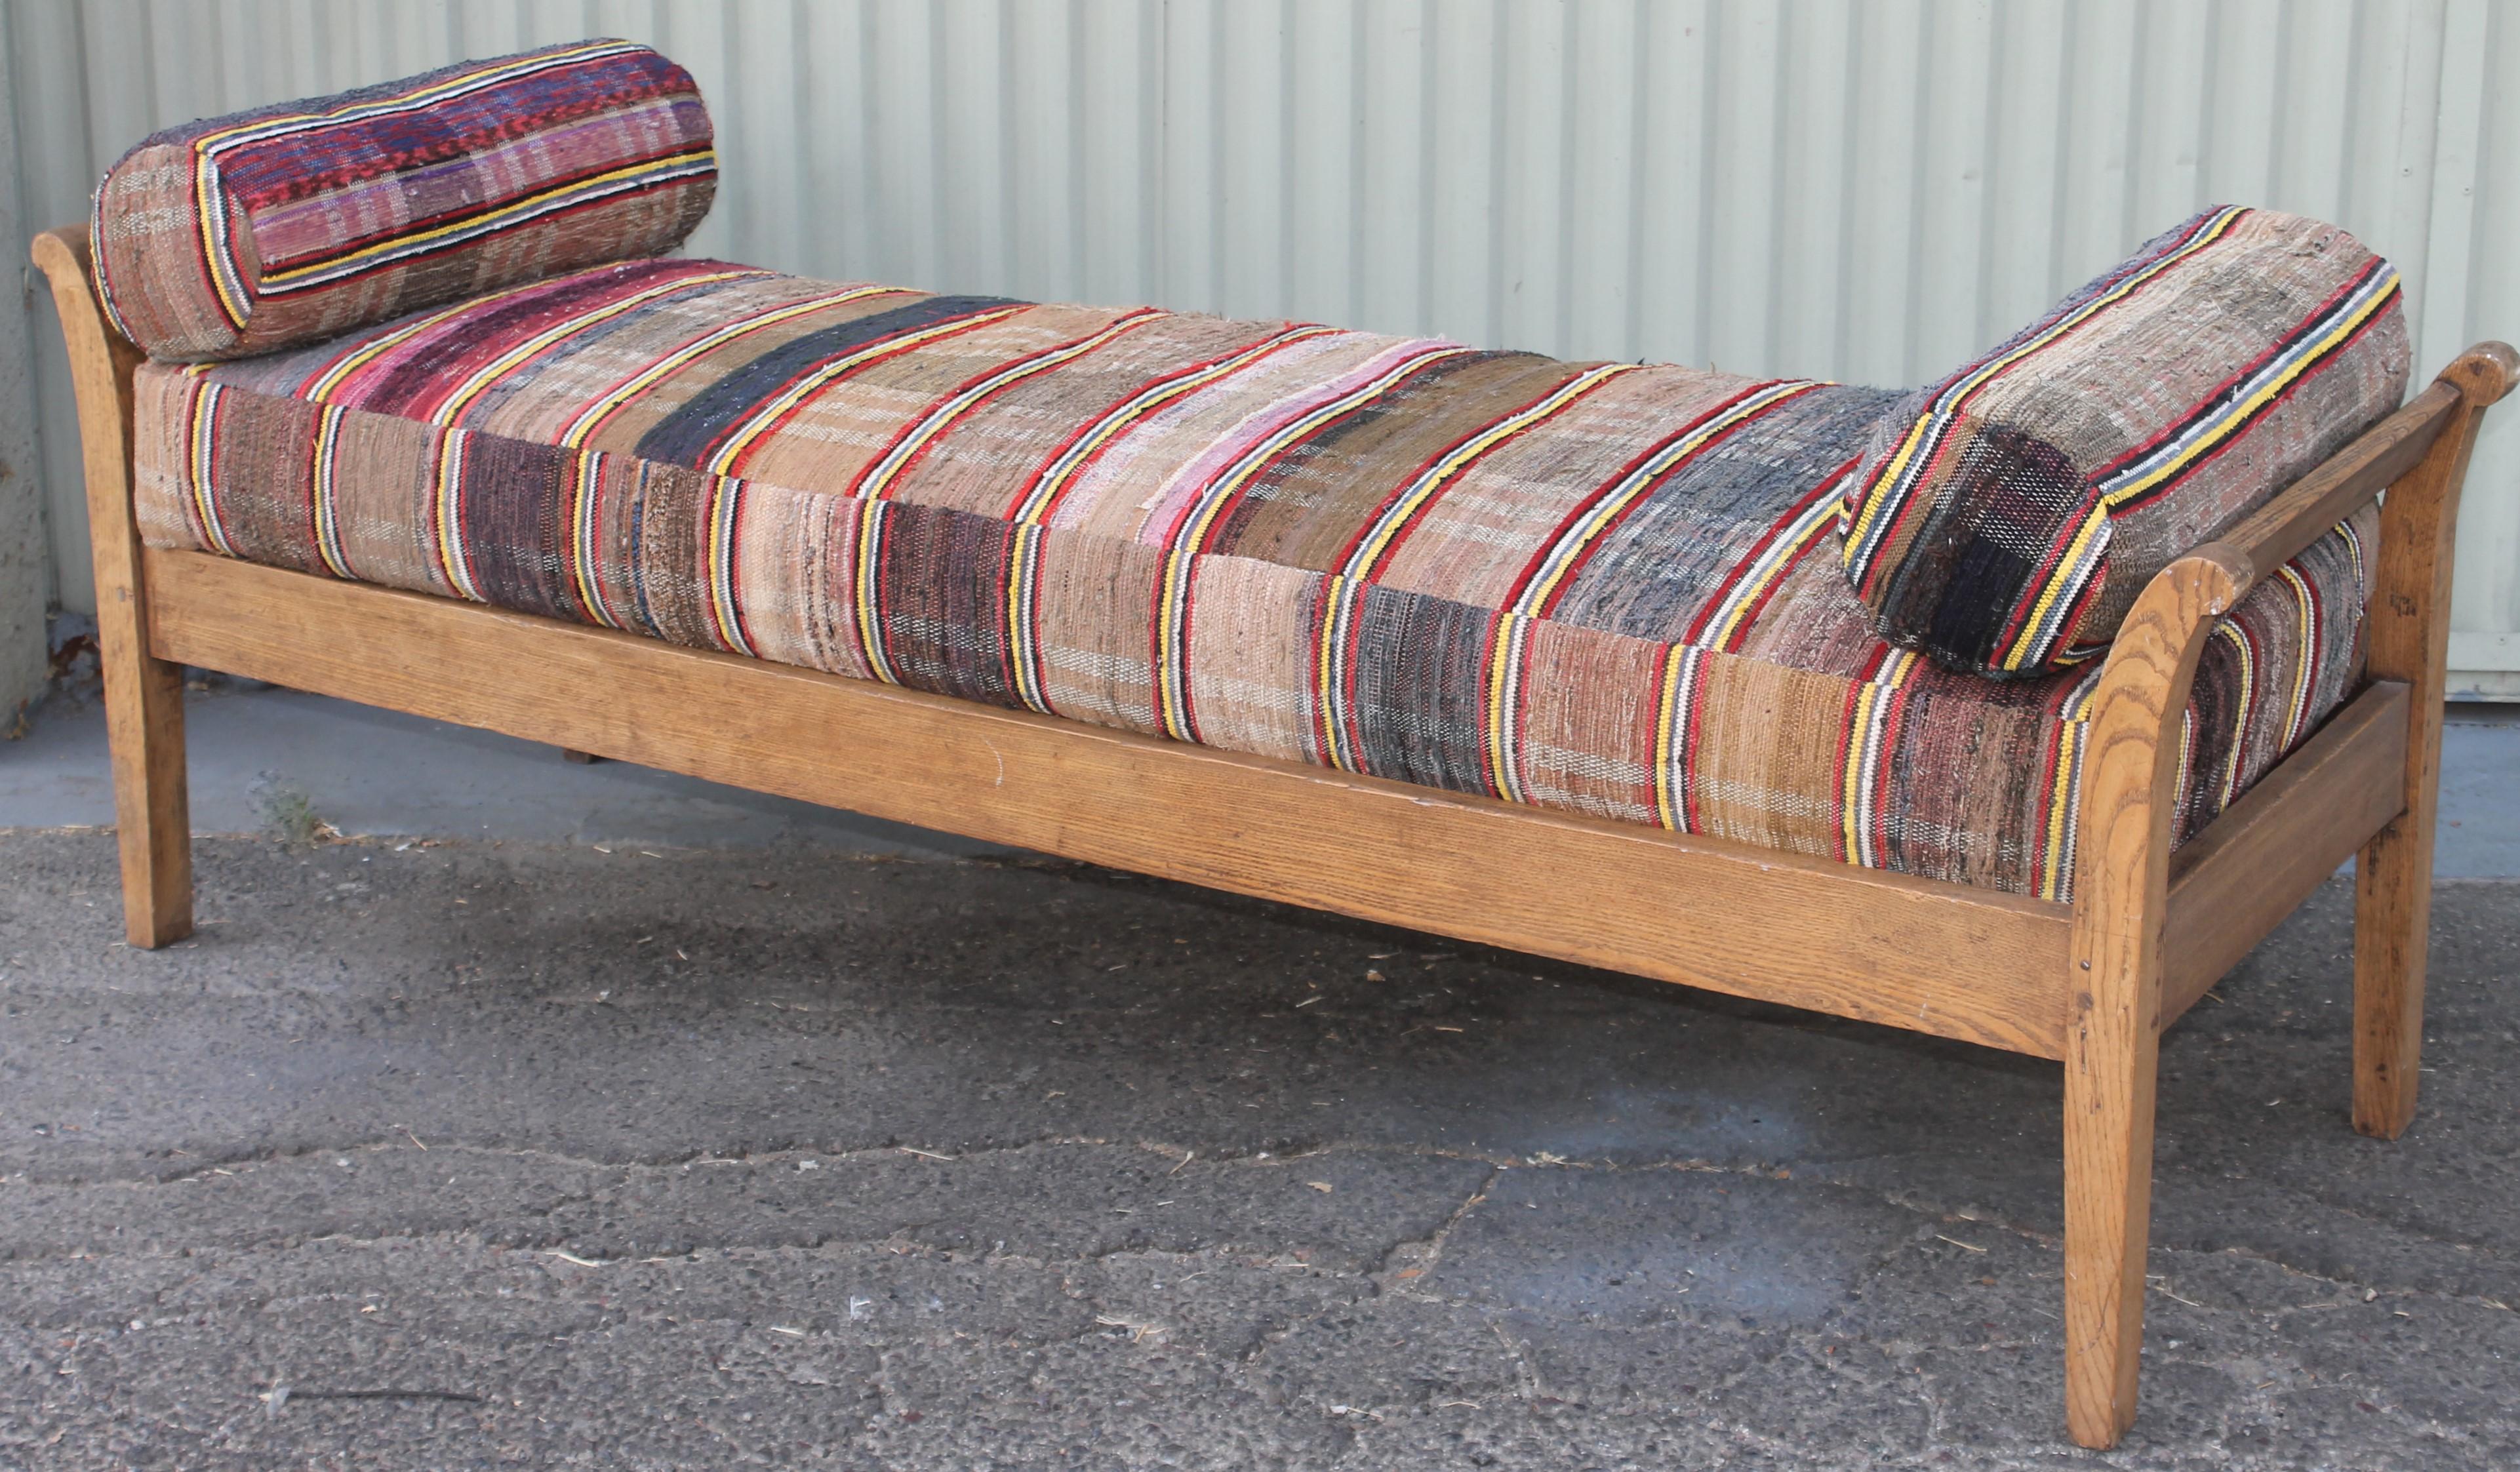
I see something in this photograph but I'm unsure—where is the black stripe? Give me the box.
[634,295,1024,469]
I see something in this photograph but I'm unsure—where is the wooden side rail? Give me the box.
[138,544,2078,1056]
[30,217,2515,1452]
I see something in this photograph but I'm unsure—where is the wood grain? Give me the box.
[142,545,2077,1057]
[2353,344,2518,1140]
[2060,549,2242,1448]
[2159,681,2409,1029]
[30,226,192,948]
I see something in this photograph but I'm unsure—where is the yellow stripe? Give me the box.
[1342,364,1636,578]
[2039,736,2079,904]
[1311,574,1354,769]
[431,432,468,598]
[187,380,233,555]
[706,477,749,655]
[2001,274,2397,673]
[311,405,352,578]
[857,309,1163,503]
[1840,685,1879,862]
[1652,644,1689,831]
[193,149,247,327]
[2097,280,2399,519]
[2040,671,2110,902]
[851,501,890,682]
[1309,361,1631,772]
[566,455,610,628]
[1006,523,1047,711]
[1841,413,1938,567]
[1702,492,1839,650]
[2277,565,2319,748]
[1998,506,2113,673]
[1483,614,1524,801]
[1017,326,1340,526]
[1517,381,1818,618]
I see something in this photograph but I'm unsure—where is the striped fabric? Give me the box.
[1841,207,2409,679]
[129,257,2374,900]
[91,40,715,363]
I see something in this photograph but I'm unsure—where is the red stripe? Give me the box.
[2085,259,2390,483]
[1527,384,1801,622]
[845,308,1163,502]
[1867,684,1912,864]
[1934,207,2244,419]
[999,325,1325,525]
[1679,460,1854,648]
[1322,361,1590,584]
[1159,348,1456,558]
[714,312,1014,478]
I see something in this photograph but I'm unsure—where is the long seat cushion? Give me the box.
[130,258,2375,900]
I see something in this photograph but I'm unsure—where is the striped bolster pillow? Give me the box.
[91,39,715,363]
[1839,206,2410,680]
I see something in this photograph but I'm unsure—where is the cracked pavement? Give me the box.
[1,829,2516,1469]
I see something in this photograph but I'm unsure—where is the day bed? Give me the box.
[43,40,2514,1448]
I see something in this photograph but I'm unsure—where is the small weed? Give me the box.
[252,774,340,846]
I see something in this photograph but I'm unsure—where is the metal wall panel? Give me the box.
[10,0,2517,688]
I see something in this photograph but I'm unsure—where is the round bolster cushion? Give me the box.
[1837,206,2411,680]
[91,38,716,363]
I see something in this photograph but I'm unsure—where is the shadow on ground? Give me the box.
[1,830,2515,1469]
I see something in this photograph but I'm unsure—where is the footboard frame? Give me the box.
[34,223,2512,1450]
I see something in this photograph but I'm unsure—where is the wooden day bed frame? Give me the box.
[34,223,2516,1449]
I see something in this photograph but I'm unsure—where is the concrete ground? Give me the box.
[4,677,2519,1469]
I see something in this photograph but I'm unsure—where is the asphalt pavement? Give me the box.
[3,681,2518,1468]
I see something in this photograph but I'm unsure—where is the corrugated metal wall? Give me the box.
[10,0,2518,690]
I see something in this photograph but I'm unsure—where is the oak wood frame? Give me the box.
[35,224,2513,1450]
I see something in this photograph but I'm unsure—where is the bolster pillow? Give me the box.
[90,39,716,363]
[1839,206,2410,679]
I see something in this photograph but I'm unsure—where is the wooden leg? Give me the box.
[2063,947,2161,1448]
[102,641,193,947]
[2347,349,2513,1137]
[2058,556,2236,1448]
[26,229,193,947]
[2353,800,2436,1140]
